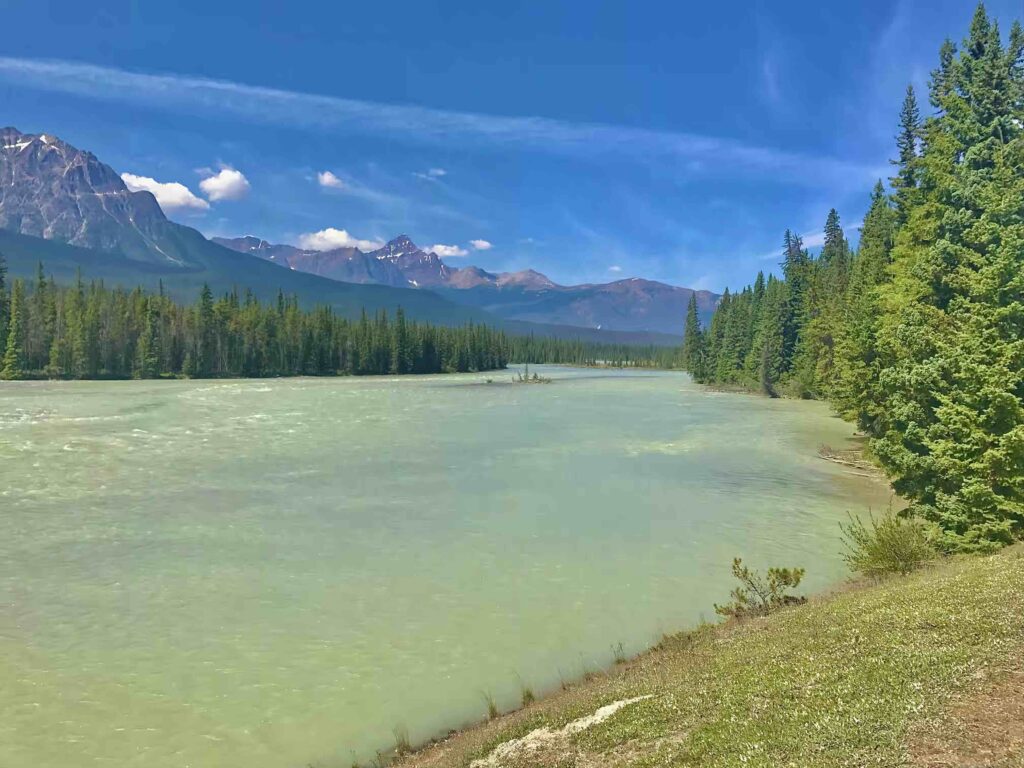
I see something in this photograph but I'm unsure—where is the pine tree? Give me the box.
[747,276,789,396]
[831,182,897,428]
[780,230,809,369]
[873,5,1024,549]
[134,300,160,379]
[891,84,921,222]
[930,39,958,107]
[2,279,27,380]
[681,293,705,379]
[0,249,7,351]
[196,283,215,377]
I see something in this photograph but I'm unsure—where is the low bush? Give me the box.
[714,557,805,619]
[840,508,937,578]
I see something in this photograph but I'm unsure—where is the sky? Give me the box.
[0,0,1017,291]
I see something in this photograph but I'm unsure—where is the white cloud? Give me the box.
[608,265,623,273]
[469,239,492,251]
[297,227,383,252]
[317,170,345,189]
[199,167,250,201]
[413,167,448,182]
[0,57,878,187]
[121,172,209,212]
[429,244,468,258]
[801,231,827,249]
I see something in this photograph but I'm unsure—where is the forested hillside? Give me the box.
[682,4,1023,552]
[0,263,672,380]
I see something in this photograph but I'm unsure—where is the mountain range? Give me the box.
[0,126,712,341]
[212,234,717,334]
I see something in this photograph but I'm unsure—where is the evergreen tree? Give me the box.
[872,3,1024,549]
[134,299,161,379]
[791,209,852,398]
[780,230,809,369]
[690,3,1022,551]
[0,249,8,352]
[746,276,789,396]
[681,293,704,378]
[1,279,27,380]
[196,283,215,377]
[831,182,897,428]
[891,84,921,220]
[3,273,673,380]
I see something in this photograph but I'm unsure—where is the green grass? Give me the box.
[399,547,1024,767]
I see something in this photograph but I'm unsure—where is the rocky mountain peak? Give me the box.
[235,236,273,252]
[376,234,420,260]
[0,126,190,264]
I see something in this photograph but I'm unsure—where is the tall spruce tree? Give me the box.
[891,85,922,220]
[0,249,8,351]
[873,3,1024,549]
[746,276,789,397]
[677,2,1022,552]
[134,299,161,379]
[831,182,897,428]
[681,293,704,378]
[780,231,809,370]
[2,279,27,380]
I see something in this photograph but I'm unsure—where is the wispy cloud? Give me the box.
[760,53,782,107]
[414,167,448,181]
[469,239,492,251]
[0,57,876,187]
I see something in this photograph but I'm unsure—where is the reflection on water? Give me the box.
[0,367,891,767]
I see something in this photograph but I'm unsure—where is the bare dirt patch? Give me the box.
[909,663,1024,767]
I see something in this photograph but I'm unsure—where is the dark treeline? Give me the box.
[0,263,672,380]
[507,334,677,369]
[682,4,1023,552]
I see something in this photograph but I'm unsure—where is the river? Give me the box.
[0,366,891,767]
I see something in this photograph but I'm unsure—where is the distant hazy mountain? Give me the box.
[435,277,718,334]
[216,233,717,334]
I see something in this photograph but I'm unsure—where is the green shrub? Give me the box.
[840,509,937,578]
[714,558,806,619]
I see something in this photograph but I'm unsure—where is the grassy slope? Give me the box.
[398,547,1024,768]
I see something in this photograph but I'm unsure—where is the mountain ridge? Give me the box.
[0,126,691,341]
[214,233,717,333]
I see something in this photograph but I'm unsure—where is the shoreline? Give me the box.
[387,547,1023,768]
[353,378,899,766]
[372,394,897,766]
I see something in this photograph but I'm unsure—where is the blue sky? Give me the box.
[0,0,1016,290]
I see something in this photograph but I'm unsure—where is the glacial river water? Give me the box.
[0,366,892,767]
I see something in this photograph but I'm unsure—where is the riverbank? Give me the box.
[390,546,1024,767]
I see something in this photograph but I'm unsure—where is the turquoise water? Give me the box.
[0,367,891,767]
